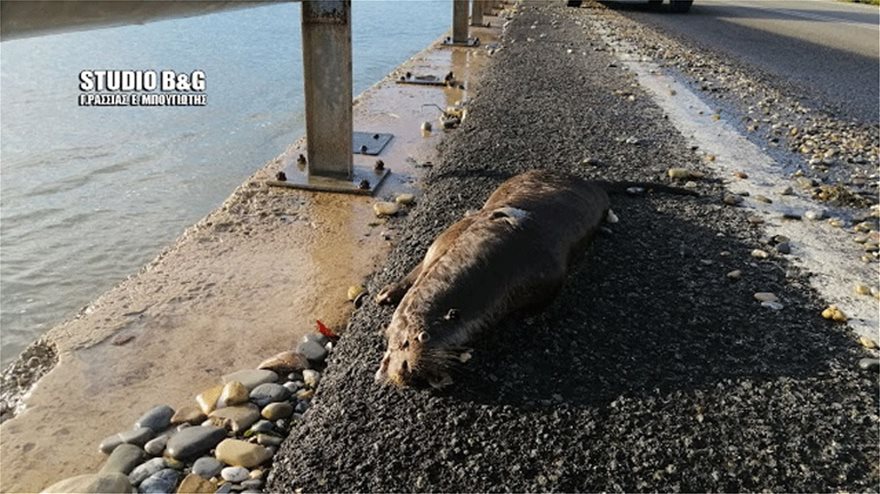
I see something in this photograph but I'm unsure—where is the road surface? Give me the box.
[612,0,880,123]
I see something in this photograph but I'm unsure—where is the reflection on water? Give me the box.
[0,1,450,365]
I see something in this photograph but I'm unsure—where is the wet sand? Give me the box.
[0,19,500,493]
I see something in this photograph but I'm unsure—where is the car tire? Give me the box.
[670,0,693,13]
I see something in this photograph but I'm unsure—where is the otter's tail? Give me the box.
[594,180,700,197]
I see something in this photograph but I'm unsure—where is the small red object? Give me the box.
[316,320,337,340]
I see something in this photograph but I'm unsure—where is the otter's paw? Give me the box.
[375,283,407,305]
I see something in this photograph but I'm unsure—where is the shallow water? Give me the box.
[0,1,450,365]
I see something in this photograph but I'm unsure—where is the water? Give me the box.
[0,1,450,366]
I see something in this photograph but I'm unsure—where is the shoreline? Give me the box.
[0,14,504,492]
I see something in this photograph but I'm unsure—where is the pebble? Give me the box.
[761,301,784,310]
[165,426,227,460]
[858,336,878,349]
[821,305,847,323]
[165,457,185,470]
[192,456,224,479]
[295,400,310,414]
[258,351,310,375]
[256,434,284,447]
[42,473,132,494]
[139,468,180,493]
[249,470,264,480]
[753,292,778,303]
[176,473,216,494]
[779,186,794,195]
[282,382,300,394]
[128,457,166,486]
[297,339,328,363]
[143,435,168,457]
[733,171,748,179]
[751,249,769,259]
[98,443,145,475]
[296,388,315,401]
[854,283,872,296]
[373,201,400,217]
[99,427,154,454]
[726,270,742,280]
[170,406,207,426]
[215,483,234,494]
[249,420,275,433]
[667,167,702,180]
[804,210,825,220]
[195,385,224,415]
[209,405,261,432]
[775,242,791,254]
[858,358,880,372]
[395,193,415,205]
[241,479,264,490]
[747,215,764,225]
[302,369,321,388]
[262,402,293,421]
[421,121,432,132]
[221,466,251,482]
[135,405,175,432]
[215,439,272,468]
[723,194,743,206]
[754,195,772,204]
[222,369,278,390]
[303,333,329,346]
[250,383,290,407]
[218,381,250,408]
[581,156,601,166]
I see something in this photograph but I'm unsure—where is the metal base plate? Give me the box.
[268,164,390,196]
[353,131,393,155]
[395,74,447,87]
[441,37,480,47]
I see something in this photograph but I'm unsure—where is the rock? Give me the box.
[195,385,224,415]
[373,201,400,217]
[858,358,880,372]
[99,427,154,454]
[249,420,275,434]
[297,340,328,363]
[667,168,702,180]
[176,473,216,494]
[42,473,132,494]
[723,194,743,206]
[347,285,366,302]
[262,402,293,421]
[135,405,175,432]
[761,301,784,310]
[256,434,283,447]
[726,270,742,280]
[302,369,321,388]
[221,466,250,482]
[775,242,791,254]
[854,283,872,296]
[165,426,227,460]
[295,400,310,414]
[218,381,250,408]
[779,186,794,195]
[215,483,234,494]
[754,292,778,303]
[821,305,847,323]
[98,443,145,475]
[192,457,224,479]
[210,405,261,432]
[754,195,772,204]
[733,171,748,179]
[128,457,166,486]
[804,210,825,220]
[304,333,329,346]
[139,468,180,493]
[250,383,290,407]
[164,457,185,470]
[258,351,310,376]
[747,215,764,225]
[581,156,601,166]
[171,406,207,426]
[249,470,264,480]
[395,193,415,205]
[143,435,168,457]
[215,439,272,468]
[296,389,315,401]
[751,249,769,259]
[859,336,877,349]
[222,369,278,390]
[241,479,264,490]
[282,382,300,394]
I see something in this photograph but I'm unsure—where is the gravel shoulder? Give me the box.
[268,2,879,492]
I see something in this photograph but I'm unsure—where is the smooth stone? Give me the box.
[209,405,261,432]
[302,369,321,388]
[171,406,207,426]
[282,382,300,394]
[804,210,825,220]
[761,301,784,310]
[751,249,770,259]
[176,473,216,494]
[192,457,224,479]
[218,381,250,408]
[222,369,278,391]
[215,439,272,468]
[261,402,293,421]
[135,405,175,432]
[373,201,400,216]
[165,457,185,470]
[726,270,742,280]
[296,389,314,401]
[276,419,290,430]
[42,473,132,494]
[196,385,224,415]
[753,292,778,303]
[295,401,310,414]
[256,434,283,447]
[98,443,145,475]
[215,483,234,494]
[395,193,415,205]
[303,333,329,346]
[99,427,154,454]
[297,340,327,363]
[221,466,250,483]
[258,351,310,375]
[128,457,167,486]
[165,426,227,460]
[140,468,180,494]
[249,470,263,480]
[775,242,791,254]
[858,358,880,372]
[249,383,289,407]
[144,435,169,457]
[241,479,263,490]
[176,423,192,432]
[249,420,275,433]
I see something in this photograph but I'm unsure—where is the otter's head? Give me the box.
[375,326,432,387]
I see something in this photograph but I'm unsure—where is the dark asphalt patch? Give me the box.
[268,3,879,492]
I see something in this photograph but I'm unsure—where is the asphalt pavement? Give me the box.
[267,2,879,492]
[607,0,880,123]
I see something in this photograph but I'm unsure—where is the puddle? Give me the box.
[0,19,502,493]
